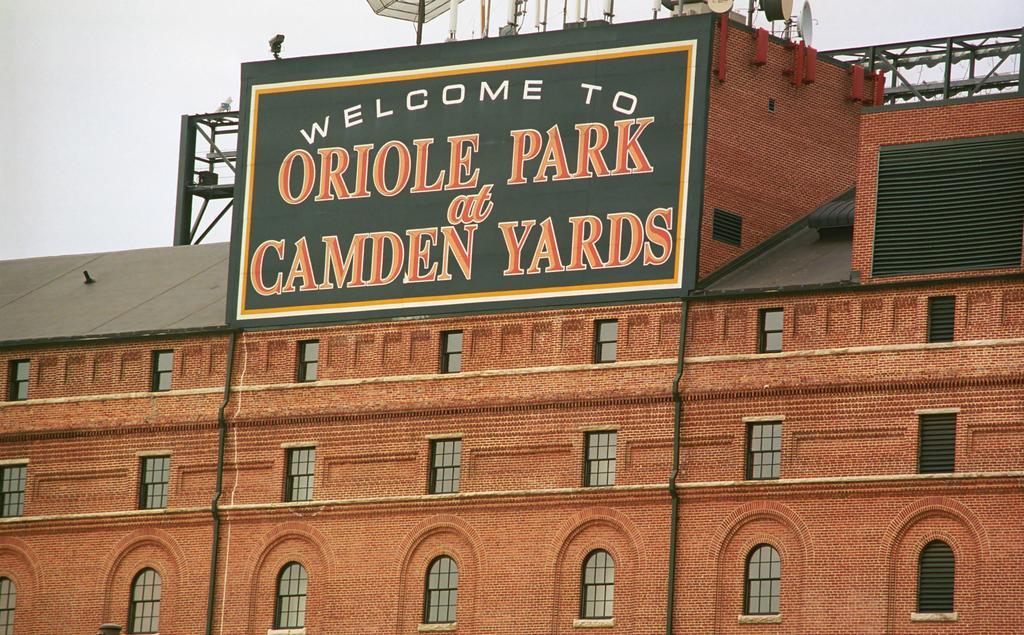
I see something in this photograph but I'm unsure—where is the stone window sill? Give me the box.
[418,623,457,632]
[911,612,958,622]
[268,629,306,635]
[738,614,782,624]
[573,618,615,628]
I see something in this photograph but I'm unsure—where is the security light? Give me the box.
[269,34,285,60]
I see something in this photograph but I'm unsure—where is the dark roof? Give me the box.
[0,243,228,345]
[806,188,855,229]
[701,190,857,294]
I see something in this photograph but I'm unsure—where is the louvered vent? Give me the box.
[927,296,955,342]
[918,413,956,473]
[918,540,955,612]
[712,209,742,246]
[872,133,1024,277]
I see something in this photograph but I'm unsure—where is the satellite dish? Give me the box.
[708,0,734,13]
[760,0,793,21]
[797,1,813,46]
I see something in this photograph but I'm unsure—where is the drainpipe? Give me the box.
[205,330,238,635]
[665,299,689,634]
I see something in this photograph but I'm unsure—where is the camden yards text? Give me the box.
[235,40,698,319]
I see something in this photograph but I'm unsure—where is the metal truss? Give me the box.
[173,112,238,245]
[825,27,1023,106]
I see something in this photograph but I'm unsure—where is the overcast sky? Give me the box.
[1,0,1021,260]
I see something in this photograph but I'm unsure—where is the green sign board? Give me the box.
[228,17,712,325]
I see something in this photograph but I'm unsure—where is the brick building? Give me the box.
[1,13,1022,635]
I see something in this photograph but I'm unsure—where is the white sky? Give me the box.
[1,0,1021,260]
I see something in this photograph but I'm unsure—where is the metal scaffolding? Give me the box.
[824,27,1023,106]
[173,112,239,246]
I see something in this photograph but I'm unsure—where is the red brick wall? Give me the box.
[2,31,1023,635]
[699,22,865,280]
[2,276,1022,633]
[851,96,1024,283]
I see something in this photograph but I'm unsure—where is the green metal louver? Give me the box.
[712,209,743,246]
[918,540,955,613]
[872,133,1024,277]
[918,413,956,474]
[927,296,955,342]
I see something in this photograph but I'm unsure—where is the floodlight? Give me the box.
[269,34,285,60]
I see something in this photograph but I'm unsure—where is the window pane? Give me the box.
[276,563,308,629]
[156,352,172,372]
[581,550,615,619]
[286,448,316,502]
[430,440,461,494]
[441,332,463,373]
[595,320,618,363]
[585,432,616,487]
[424,556,458,623]
[748,423,782,480]
[302,341,319,362]
[745,545,781,615]
[9,361,29,401]
[299,341,319,382]
[445,332,463,353]
[0,577,14,635]
[763,310,783,332]
[1,466,26,518]
[598,321,618,342]
[141,457,170,509]
[129,569,161,634]
[446,352,461,373]
[599,341,617,363]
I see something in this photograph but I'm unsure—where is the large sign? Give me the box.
[228,17,712,325]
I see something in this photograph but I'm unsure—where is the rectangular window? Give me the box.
[927,296,955,343]
[919,413,956,474]
[0,465,27,518]
[594,320,618,363]
[285,447,316,502]
[151,350,173,392]
[139,456,170,510]
[758,309,784,353]
[440,331,463,374]
[584,431,617,487]
[297,340,319,382]
[747,422,782,480]
[429,439,461,494]
[7,360,29,401]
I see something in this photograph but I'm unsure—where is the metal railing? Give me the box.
[824,27,1023,106]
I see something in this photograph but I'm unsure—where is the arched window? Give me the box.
[745,544,780,615]
[580,550,615,619]
[275,562,308,629]
[423,556,458,624]
[918,540,955,612]
[0,577,15,635]
[128,568,161,634]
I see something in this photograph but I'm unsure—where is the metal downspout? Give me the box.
[666,299,689,635]
[205,330,238,635]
